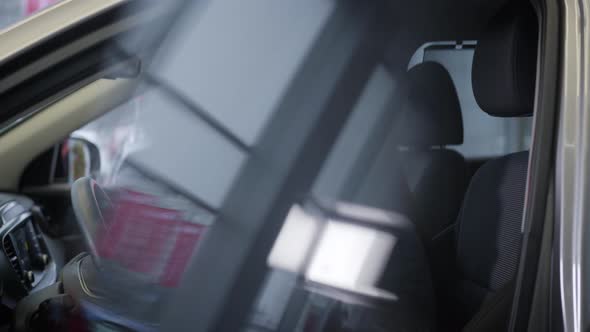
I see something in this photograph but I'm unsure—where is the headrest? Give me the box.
[394,62,463,147]
[472,2,538,117]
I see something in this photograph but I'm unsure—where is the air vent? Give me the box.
[3,236,25,285]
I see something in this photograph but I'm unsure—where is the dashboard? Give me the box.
[0,194,56,299]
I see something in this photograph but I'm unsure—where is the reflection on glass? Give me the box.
[268,203,398,301]
[306,220,396,300]
[268,205,320,273]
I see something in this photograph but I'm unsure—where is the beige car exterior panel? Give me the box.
[0,1,174,95]
[0,0,126,65]
[0,78,138,190]
[0,0,175,191]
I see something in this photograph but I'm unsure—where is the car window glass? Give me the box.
[243,65,397,331]
[17,1,541,331]
[0,0,63,29]
[65,0,338,328]
[410,42,532,159]
[150,0,335,145]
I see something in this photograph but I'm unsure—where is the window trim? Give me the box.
[508,0,562,329]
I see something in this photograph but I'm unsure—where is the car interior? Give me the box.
[0,0,546,331]
[254,0,540,331]
[408,3,536,331]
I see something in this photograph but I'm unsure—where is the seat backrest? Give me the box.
[454,151,529,324]
[392,61,468,241]
[447,2,538,330]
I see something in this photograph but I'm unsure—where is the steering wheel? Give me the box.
[70,177,112,263]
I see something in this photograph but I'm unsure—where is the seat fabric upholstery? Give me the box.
[449,151,529,328]
[393,62,468,242]
[442,1,538,330]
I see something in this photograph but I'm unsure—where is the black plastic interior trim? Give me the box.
[0,40,133,130]
[509,0,562,329]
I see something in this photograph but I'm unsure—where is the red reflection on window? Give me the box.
[97,189,206,287]
[26,0,59,15]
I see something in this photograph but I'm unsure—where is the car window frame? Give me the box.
[508,0,562,330]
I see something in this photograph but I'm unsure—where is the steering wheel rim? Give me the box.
[70,177,112,263]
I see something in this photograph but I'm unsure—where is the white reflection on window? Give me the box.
[268,205,398,300]
[306,220,395,293]
[268,205,320,273]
